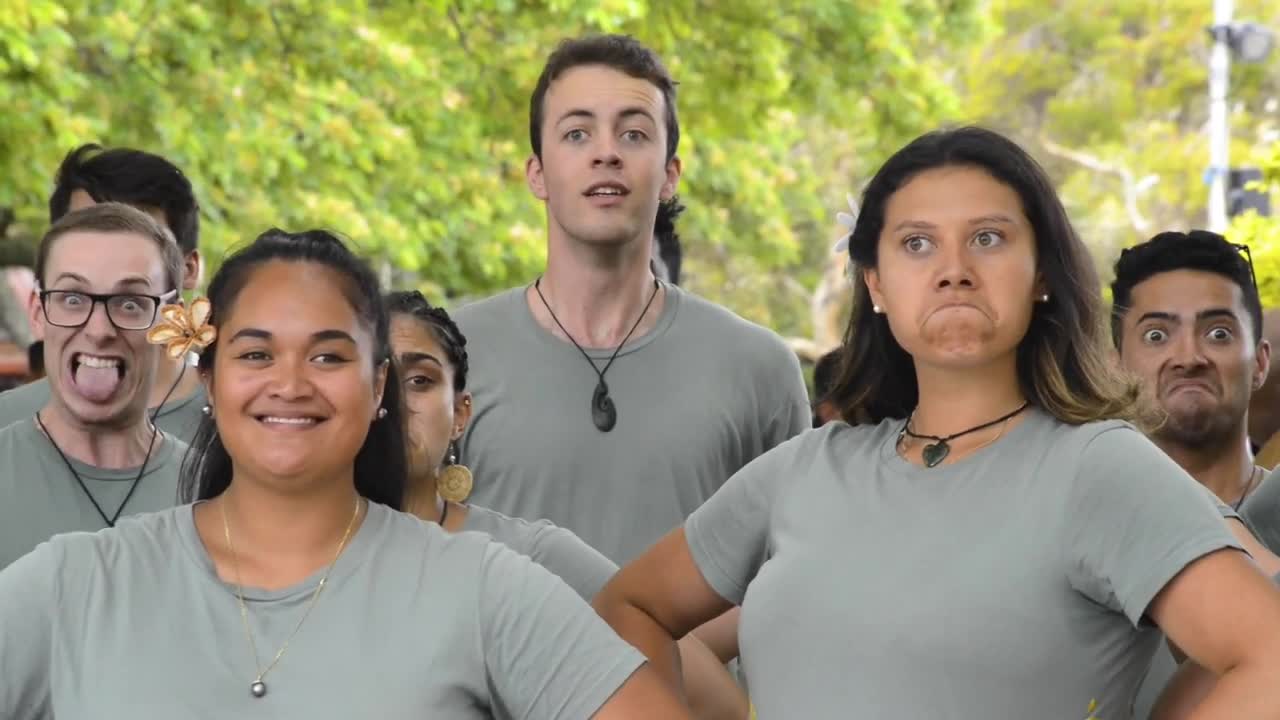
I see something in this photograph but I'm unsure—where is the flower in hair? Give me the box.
[833,194,858,254]
[146,297,216,359]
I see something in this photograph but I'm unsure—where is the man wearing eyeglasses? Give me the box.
[0,144,205,441]
[1109,229,1277,719]
[0,203,188,570]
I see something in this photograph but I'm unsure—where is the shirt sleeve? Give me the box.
[477,540,645,720]
[524,523,619,600]
[0,541,57,720]
[1064,425,1243,626]
[762,347,811,449]
[685,430,809,605]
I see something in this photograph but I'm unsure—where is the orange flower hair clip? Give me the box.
[146,297,217,359]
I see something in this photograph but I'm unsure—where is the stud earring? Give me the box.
[201,404,213,418]
[375,407,388,420]
[1038,294,1050,302]
[872,304,882,314]
[437,441,473,503]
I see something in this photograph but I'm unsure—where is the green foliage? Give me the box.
[1228,142,1280,307]
[0,0,981,339]
[948,0,1280,286]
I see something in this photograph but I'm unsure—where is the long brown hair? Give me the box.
[827,127,1140,426]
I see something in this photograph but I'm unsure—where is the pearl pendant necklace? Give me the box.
[222,496,361,699]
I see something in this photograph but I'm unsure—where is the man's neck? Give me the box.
[148,355,199,408]
[1158,431,1257,505]
[533,236,664,348]
[37,401,156,470]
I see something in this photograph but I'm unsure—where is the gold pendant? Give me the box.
[438,464,473,503]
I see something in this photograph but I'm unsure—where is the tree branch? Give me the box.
[1038,132,1157,233]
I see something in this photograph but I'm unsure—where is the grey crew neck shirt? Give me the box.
[0,377,206,442]
[0,417,186,569]
[685,409,1240,719]
[455,284,809,563]
[462,503,617,600]
[0,502,645,719]
[1241,466,1280,555]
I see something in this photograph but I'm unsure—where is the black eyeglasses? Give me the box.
[39,290,177,331]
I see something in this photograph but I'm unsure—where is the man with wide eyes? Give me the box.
[1110,229,1277,718]
[0,203,189,570]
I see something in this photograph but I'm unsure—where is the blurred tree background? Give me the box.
[1,0,1278,359]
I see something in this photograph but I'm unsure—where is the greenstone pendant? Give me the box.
[922,441,950,468]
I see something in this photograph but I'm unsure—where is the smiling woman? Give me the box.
[0,229,687,719]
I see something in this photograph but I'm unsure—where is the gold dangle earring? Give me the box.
[437,440,473,503]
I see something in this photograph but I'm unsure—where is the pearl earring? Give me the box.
[375,407,388,420]
[201,404,213,417]
[872,304,882,314]
[1039,294,1049,302]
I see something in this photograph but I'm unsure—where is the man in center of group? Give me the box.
[455,34,809,565]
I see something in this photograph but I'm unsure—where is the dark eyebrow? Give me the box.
[556,109,596,126]
[113,276,153,290]
[1196,308,1240,323]
[890,220,938,233]
[969,214,1017,226]
[1134,311,1178,326]
[228,329,357,344]
[618,107,657,124]
[312,330,357,344]
[50,272,90,286]
[228,328,272,343]
[398,351,442,368]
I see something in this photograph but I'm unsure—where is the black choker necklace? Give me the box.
[534,277,660,432]
[33,363,186,527]
[900,402,1029,468]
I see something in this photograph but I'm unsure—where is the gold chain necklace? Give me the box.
[221,495,362,699]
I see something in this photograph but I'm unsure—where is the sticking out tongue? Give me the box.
[73,362,122,403]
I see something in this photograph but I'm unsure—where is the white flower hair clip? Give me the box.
[833,194,858,254]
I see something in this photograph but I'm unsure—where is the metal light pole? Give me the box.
[1207,0,1234,232]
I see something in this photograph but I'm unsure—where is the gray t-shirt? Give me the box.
[456,284,809,563]
[1241,466,1280,555]
[463,503,617,600]
[0,417,187,569]
[0,377,207,442]
[0,502,646,719]
[685,409,1240,719]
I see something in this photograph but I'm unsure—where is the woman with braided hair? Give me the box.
[385,290,749,720]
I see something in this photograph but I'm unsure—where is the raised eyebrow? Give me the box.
[1196,308,1241,324]
[398,351,442,367]
[968,214,1017,226]
[50,272,91,287]
[890,220,938,233]
[556,109,595,127]
[113,276,154,290]
[1134,311,1179,326]
[618,107,657,125]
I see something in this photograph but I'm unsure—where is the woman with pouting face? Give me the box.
[0,229,688,719]
[594,127,1280,718]
[385,290,748,720]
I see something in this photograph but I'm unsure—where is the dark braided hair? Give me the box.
[384,291,469,392]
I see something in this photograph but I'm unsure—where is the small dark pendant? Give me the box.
[591,379,617,432]
[921,441,950,468]
[250,681,267,698]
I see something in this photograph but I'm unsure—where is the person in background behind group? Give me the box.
[0,144,207,442]
[0,228,687,719]
[25,341,44,383]
[811,348,841,427]
[1109,230,1280,719]
[1111,231,1269,510]
[594,127,1280,718]
[455,34,809,566]
[387,290,748,720]
[1249,310,1280,468]
[652,196,684,285]
[0,203,189,569]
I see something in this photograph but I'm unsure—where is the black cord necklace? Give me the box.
[534,277,661,432]
[900,401,1029,468]
[33,363,186,527]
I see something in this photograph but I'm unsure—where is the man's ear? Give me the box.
[660,155,682,201]
[526,154,548,201]
[182,250,203,292]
